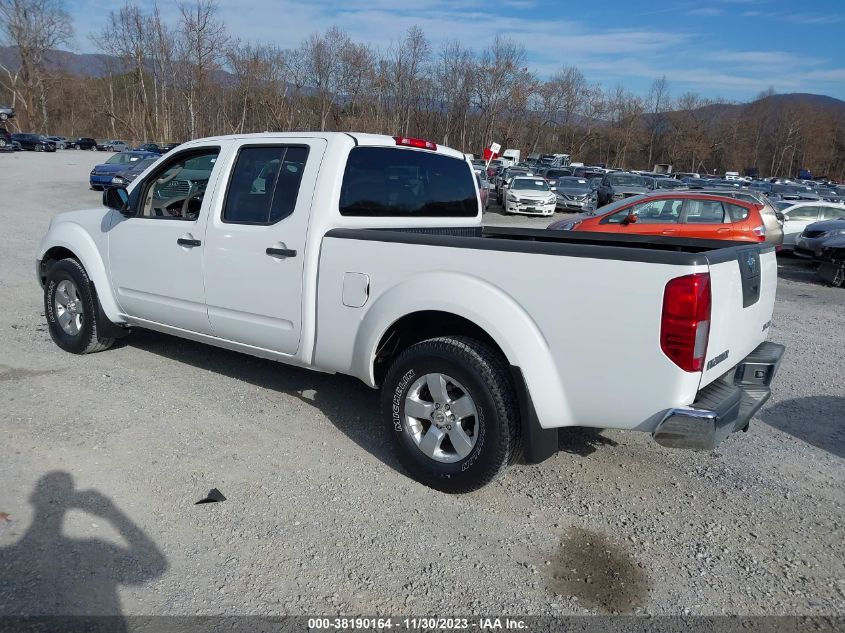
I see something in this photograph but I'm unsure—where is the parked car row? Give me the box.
[473,154,845,280]
[1,133,183,154]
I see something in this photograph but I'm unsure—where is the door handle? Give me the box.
[266,247,297,258]
[177,238,201,247]
[661,229,677,235]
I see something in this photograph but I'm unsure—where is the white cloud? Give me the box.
[688,8,723,17]
[786,13,845,25]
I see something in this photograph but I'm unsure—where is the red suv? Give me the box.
[549,192,783,247]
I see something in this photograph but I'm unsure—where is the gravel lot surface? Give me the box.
[0,150,843,618]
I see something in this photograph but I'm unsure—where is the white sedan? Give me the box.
[503,177,557,216]
[778,202,845,251]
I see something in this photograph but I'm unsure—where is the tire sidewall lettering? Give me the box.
[392,368,416,432]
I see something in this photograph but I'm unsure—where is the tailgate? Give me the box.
[700,245,777,388]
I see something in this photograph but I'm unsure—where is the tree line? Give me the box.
[2,0,845,179]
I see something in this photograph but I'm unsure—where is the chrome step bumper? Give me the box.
[654,341,785,450]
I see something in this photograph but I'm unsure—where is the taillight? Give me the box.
[661,273,711,373]
[394,136,437,150]
[752,225,766,240]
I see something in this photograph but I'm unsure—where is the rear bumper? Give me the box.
[653,341,785,450]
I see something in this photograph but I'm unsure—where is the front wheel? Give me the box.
[381,336,520,493]
[44,258,116,354]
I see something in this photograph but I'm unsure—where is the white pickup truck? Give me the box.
[37,133,785,492]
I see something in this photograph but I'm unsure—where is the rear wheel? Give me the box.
[381,336,520,493]
[44,258,116,354]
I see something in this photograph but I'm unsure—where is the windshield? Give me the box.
[557,177,590,190]
[105,153,147,165]
[609,174,648,187]
[597,195,647,216]
[655,178,685,189]
[129,158,157,171]
[512,178,550,192]
[773,184,810,194]
[546,169,571,178]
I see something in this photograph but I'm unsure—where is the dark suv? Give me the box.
[72,137,97,150]
[0,126,11,152]
[11,133,56,152]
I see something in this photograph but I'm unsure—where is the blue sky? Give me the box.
[70,0,845,102]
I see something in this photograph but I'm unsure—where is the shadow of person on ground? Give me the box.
[759,396,845,459]
[124,329,399,473]
[0,472,168,633]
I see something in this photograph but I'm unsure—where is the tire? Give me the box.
[381,336,520,493]
[44,258,115,354]
[35,144,43,152]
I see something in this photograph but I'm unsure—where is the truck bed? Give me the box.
[325,225,775,266]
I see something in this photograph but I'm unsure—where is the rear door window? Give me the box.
[340,147,478,217]
[683,199,727,224]
[725,202,750,222]
[223,146,309,224]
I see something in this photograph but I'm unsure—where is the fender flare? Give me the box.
[352,271,573,429]
[38,221,125,324]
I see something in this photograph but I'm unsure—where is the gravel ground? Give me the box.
[0,150,843,618]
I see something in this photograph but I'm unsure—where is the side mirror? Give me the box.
[622,213,638,226]
[103,186,132,216]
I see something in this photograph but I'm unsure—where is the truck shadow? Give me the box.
[759,396,845,459]
[557,427,619,457]
[123,329,402,474]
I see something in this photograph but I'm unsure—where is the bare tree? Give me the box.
[0,0,72,130]
[302,25,351,132]
[2,14,842,176]
[645,75,669,168]
[176,0,227,139]
[474,36,527,148]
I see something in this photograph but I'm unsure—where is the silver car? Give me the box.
[794,217,845,259]
[554,177,593,211]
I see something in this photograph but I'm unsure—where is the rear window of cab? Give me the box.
[339,147,477,217]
